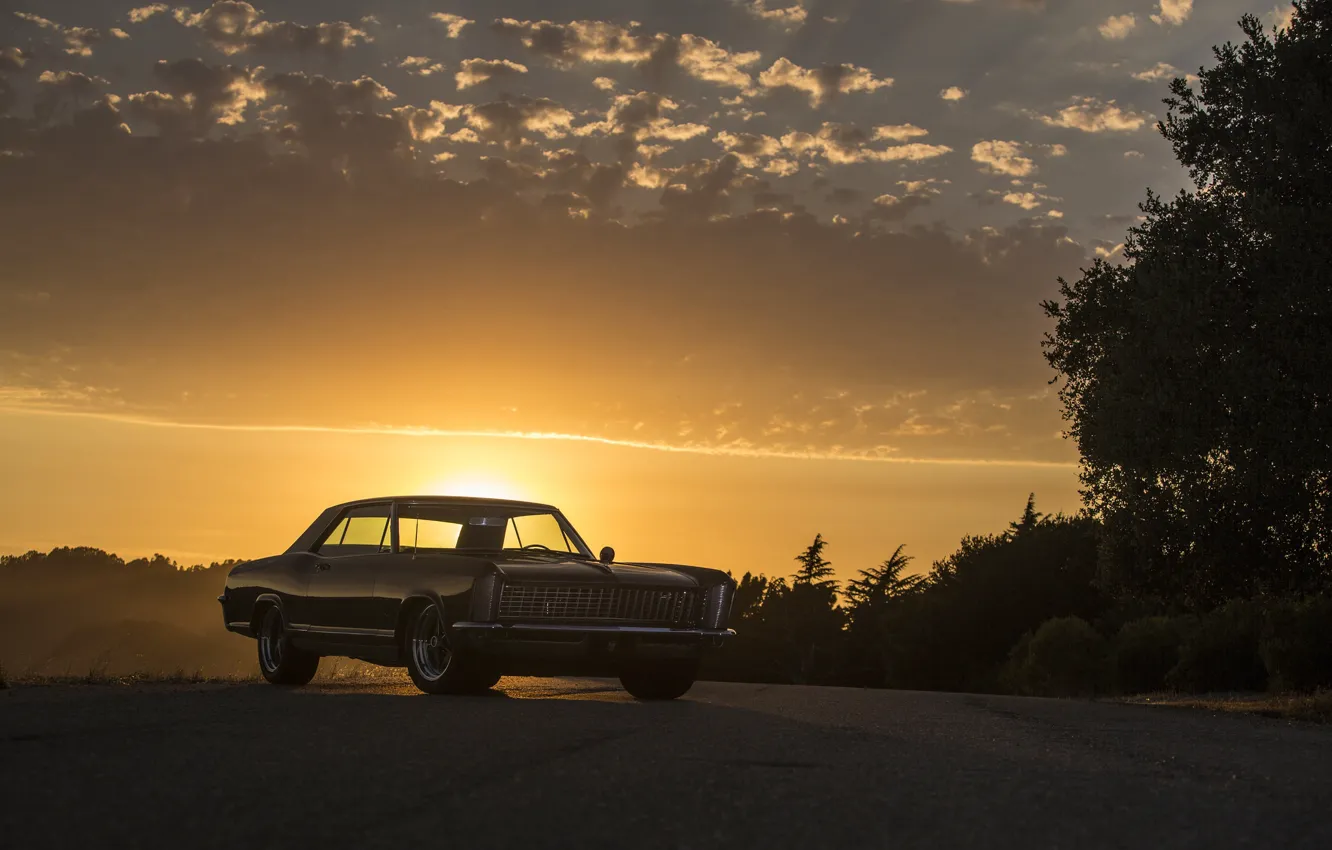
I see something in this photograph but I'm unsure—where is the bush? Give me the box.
[1167,600,1267,693]
[1262,594,1332,692]
[1113,616,1191,694]
[1009,616,1108,697]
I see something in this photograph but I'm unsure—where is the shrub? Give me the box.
[1010,616,1108,697]
[1113,616,1192,694]
[1262,594,1332,692]
[1167,600,1267,693]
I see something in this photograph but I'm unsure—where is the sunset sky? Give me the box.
[0,0,1290,579]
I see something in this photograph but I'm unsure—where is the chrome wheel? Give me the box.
[259,611,284,673]
[411,605,451,682]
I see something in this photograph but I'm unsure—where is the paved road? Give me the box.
[2,677,1330,849]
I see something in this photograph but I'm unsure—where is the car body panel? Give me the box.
[221,496,734,673]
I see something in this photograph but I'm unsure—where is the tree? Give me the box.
[843,545,923,686]
[1007,493,1043,538]
[793,533,837,591]
[1041,2,1332,606]
[845,545,921,613]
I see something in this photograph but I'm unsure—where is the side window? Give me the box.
[508,514,575,552]
[398,517,463,553]
[316,505,390,556]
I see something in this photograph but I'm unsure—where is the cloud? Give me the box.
[1124,150,1144,158]
[430,13,474,38]
[492,18,761,91]
[714,130,782,166]
[872,124,929,142]
[940,86,967,101]
[1265,4,1297,31]
[867,179,945,222]
[14,12,106,57]
[783,123,950,165]
[173,2,370,56]
[126,59,267,135]
[128,4,169,24]
[592,76,617,91]
[463,94,577,147]
[1098,14,1137,40]
[757,57,892,107]
[1150,0,1193,26]
[738,1,808,30]
[971,141,1035,177]
[1036,97,1149,133]
[455,58,529,90]
[399,56,446,77]
[1133,62,1179,82]
[579,90,709,161]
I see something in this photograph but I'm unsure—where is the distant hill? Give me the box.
[0,547,255,675]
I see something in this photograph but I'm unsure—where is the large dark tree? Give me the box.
[1042,2,1332,606]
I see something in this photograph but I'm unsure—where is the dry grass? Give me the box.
[1122,690,1332,724]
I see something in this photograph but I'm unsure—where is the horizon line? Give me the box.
[0,405,1079,469]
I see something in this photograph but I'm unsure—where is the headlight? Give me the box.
[470,573,501,621]
[703,583,734,630]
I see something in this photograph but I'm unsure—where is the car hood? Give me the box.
[491,559,697,588]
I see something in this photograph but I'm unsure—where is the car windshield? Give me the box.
[395,504,591,558]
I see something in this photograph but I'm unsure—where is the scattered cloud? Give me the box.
[1098,14,1137,41]
[940,86,967,101]
[400,56,446,77]
[493,18,761,92]
[782,123,949,164]
[430,13,473,39]
[758,58,892,107]
[872,124,929,142]
[455,58,529,90]
[1124,150,1144,158]
[1133,62,1179,82]
[14,12,106,57]
[1150,0,1193,26]
[128,5,169,23]
[173,2,371,56]
[1035,98,1149,133]
[126,58,266,134]
[738,0,808,30]
[971,140,1035,177]
[1266,4,1297,30]
[592,76,617,91]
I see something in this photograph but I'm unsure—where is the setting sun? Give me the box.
[423,472,528,502]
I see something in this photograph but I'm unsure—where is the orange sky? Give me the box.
[0,408,1080,581]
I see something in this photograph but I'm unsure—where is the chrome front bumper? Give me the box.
[453,621,734,646]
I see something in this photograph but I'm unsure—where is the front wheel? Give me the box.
[619,660,698,700]
[257,606,319,685]
[405,603,494,695]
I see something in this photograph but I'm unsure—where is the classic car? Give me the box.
[219,496,736,699]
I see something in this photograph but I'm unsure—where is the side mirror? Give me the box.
[599,546,615,565]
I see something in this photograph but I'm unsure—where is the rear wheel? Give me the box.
[619,660,698,700]
[405,603,494,695]
[257,606,319,685]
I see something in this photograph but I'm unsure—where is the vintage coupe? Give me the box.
[219,496,735,699]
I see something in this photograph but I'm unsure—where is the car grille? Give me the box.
[498,583,698,626]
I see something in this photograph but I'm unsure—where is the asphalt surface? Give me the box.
[2,676,1330,849]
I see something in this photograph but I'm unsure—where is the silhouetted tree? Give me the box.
[792,533,836,590]
[1008,493,1043,538]
[1042,2,1332,606]
[843,545,922,686]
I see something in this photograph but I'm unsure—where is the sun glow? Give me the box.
[423,472,527,501]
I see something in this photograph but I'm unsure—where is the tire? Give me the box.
[619,660,698,700]
[404,603,492,695]
[257,606,319,686]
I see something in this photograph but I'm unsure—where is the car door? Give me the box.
[304,503,393,645]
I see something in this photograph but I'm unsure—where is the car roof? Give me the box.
[330,495,559,511]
